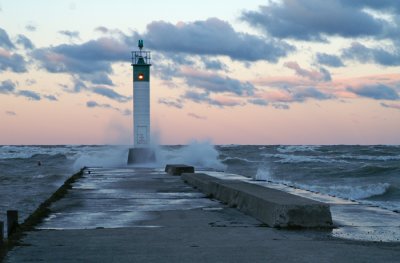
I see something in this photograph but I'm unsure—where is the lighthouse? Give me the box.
[127,40,155,164]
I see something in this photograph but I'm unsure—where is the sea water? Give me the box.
[0,144,399,229]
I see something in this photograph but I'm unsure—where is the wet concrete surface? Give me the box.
[4,167,400,262]
[208,171,400,242]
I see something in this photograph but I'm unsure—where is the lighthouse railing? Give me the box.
[131,51,151,65]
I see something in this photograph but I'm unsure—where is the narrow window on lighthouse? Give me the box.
[138,73,144,80]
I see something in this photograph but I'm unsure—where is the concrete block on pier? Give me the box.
[182,173,333,228]
[165,164,195,176]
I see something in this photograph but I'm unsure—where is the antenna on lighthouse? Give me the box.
[138,39,144,50]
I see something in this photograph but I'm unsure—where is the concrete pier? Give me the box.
[182,173,332,228]
[3,167,400,263]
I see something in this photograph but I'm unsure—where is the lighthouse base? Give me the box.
[127,148,156,164]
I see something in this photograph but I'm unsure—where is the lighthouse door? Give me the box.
[137,126,148,145]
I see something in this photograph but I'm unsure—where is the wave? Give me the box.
[0,145,75,160]
[157,141,226,170]
[220,156,260,165]
[262,153,349,164]
[339,154,400,162]
[254,167,392,200]
[277,145,321,153]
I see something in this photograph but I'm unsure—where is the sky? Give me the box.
[0,0,399,145]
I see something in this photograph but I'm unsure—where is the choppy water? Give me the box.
[0,144,399,227]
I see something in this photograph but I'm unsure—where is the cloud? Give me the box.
[316,53,344,67]
[183,69,255,96]
[95,26,109,34]
[347,84,399,100]
[292,87,333,102]
[25,24,37,32]
[188,113,207,120]
[272,103,290,110]
[5,111,16,116]
[158,98,183,108]
[59,30,80,39]
[241,0,388,41]
[248,98,268,106]
[0,50,27,72]
[44,95,58,101]
[339,0,400,13]
[86,100,132,116]
[342,42,400,66]
[380,102,400,110]
[18,90,41,101]
[0,80,16,94]
[86,100,111,108]
[82,72,114,86]
[0,28,15,49]
[16,34,34,49]
[182,90,243,107]
[33,36,130,85]
[26,79,37,86]
[143,18,293,62]
[92,86,130,102]
[201,57,228,71]
[284,61,331,82]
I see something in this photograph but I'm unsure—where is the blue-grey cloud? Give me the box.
[5,111,16,116]
[16,34,34,49]
[202,57,228,71]
[92,86,130,102]
[188,113,207,120]
[142,18,294,62]
[158,98,183,109]
[342,42,400,66]
[182,90,243,107]
[121,109,132,116]
[0,27,15,49]
[0,80,16,94]
[380,102,400,110]
[33,37,130,86]
[272,103,290,110]
[183,90,210,103]
[0,52,27,72]
[18,90,41,101]
[316,53,344,67]
[33,48,113,74]
[25,24,37,32]
[86,100,132,116]
[33,36,129,76]
[347,84,399,100]
[59,30,80,39]
[82,72,114,86]
[248,98,268,106]
[44,95,58,101]
[86,100,111,108]
[184,72,255,96]
[293,87,333,102]
[339,0,400,13]
[284,61,331,82]
[26,79,37,86]
[241,0,387,41]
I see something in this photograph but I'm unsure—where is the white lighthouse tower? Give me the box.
[128,40,155,164]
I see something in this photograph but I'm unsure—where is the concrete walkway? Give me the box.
[4,167,400,263]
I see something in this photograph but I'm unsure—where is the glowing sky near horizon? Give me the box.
[0,0,399,145]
